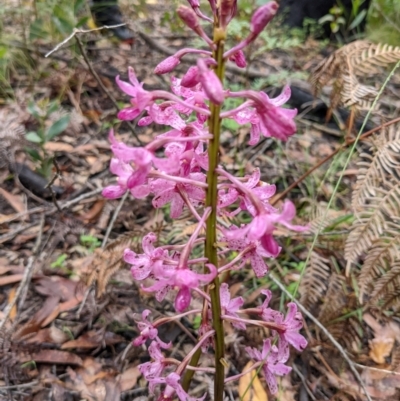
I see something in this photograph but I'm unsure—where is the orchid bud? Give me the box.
[154,56,180,75]
[181,66,200,88]
[187,0,200,8]
[220,0,237,28]
[208,0,216,13]
[197,58,225,105]
[229,50,247,68]
[177,5,201,34]
[175,286,191,312]
[177,5,214,47]
[250,1,278,36]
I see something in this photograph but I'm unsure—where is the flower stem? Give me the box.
[205,29,226,401]
[182,24,227,400]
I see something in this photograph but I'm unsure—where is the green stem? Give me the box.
[205,31,226,401]
[182,29,227,400]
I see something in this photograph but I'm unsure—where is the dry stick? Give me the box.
[269,273,372,401]
[60,187,103,210]
[271,115,400,206]
[17,216,45,313]
[45,24,127,57]
[73,34,143,146]
[101,191,129,248]
[45,159,62,212]
[0,257,35,331]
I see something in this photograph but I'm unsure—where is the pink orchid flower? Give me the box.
[246,338,292,394]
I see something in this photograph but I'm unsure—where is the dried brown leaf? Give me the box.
[238,361,268,401]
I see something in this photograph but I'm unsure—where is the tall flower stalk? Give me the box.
[103,1,308,400]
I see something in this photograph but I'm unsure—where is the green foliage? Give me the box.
[368,0,400,45]
[29,0,87,42]
[25,100,71,178]
[80,234,101,253]
[51,253,68,268]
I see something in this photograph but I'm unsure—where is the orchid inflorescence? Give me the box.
[103,1,308,399]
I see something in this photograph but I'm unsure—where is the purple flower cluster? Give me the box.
[102,1,308,399]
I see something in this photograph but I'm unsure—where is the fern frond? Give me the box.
[318,273,347,324]
[350,43,400,76]
[310,40,400,111]
[299,251,331,309]
[352,129,400,207]
[358,236,400,299]
[370,262,400,304]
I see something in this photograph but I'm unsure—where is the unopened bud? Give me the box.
[175,287,191,312]
[187,0,200,8]
[177,5,201,34]
[154,56,180,74]
[220,0,237,28]
[229,50,247,68]
[181,66,200,87]
[197,58,225,105]
[250,1,278,36]
[177,5,214,47]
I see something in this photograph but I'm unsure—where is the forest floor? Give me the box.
[1,1,400,400]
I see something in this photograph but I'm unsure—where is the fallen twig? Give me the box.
[101,191,129,248]
[0,257,35,331]
[45,24,127,57]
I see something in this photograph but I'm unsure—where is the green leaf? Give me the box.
[29,18,48,40]
[27,102,40,119]
[46,115,70,141]
[51,254,67,268]
[0,45,8,58]
[25,147,42,161]
[74,0,86,13]
[52,5,74,34]
[319,14,334,24]
[76,16,89,28]
[348,9,367,31]
[47,101,59,116]
[26,131,42,144]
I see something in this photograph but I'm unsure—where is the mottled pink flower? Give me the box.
[226,86,297,143]
[153,372,206,401]
[224,230,273,277]
[246,339,292,394]
[102,157,151,200]
[116,67,153,119]
[141,264,217,311]
[151,172,206,218]
[170,76,209,122]
[274,303,308,353]
[220,283,245,330]
[224,200,307,254]
[218,168,277,216]
[133,310,171,348]
[146,103,186,131]
[251,87,297,141]
[124,233,168,280]
[139,341,167,392]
